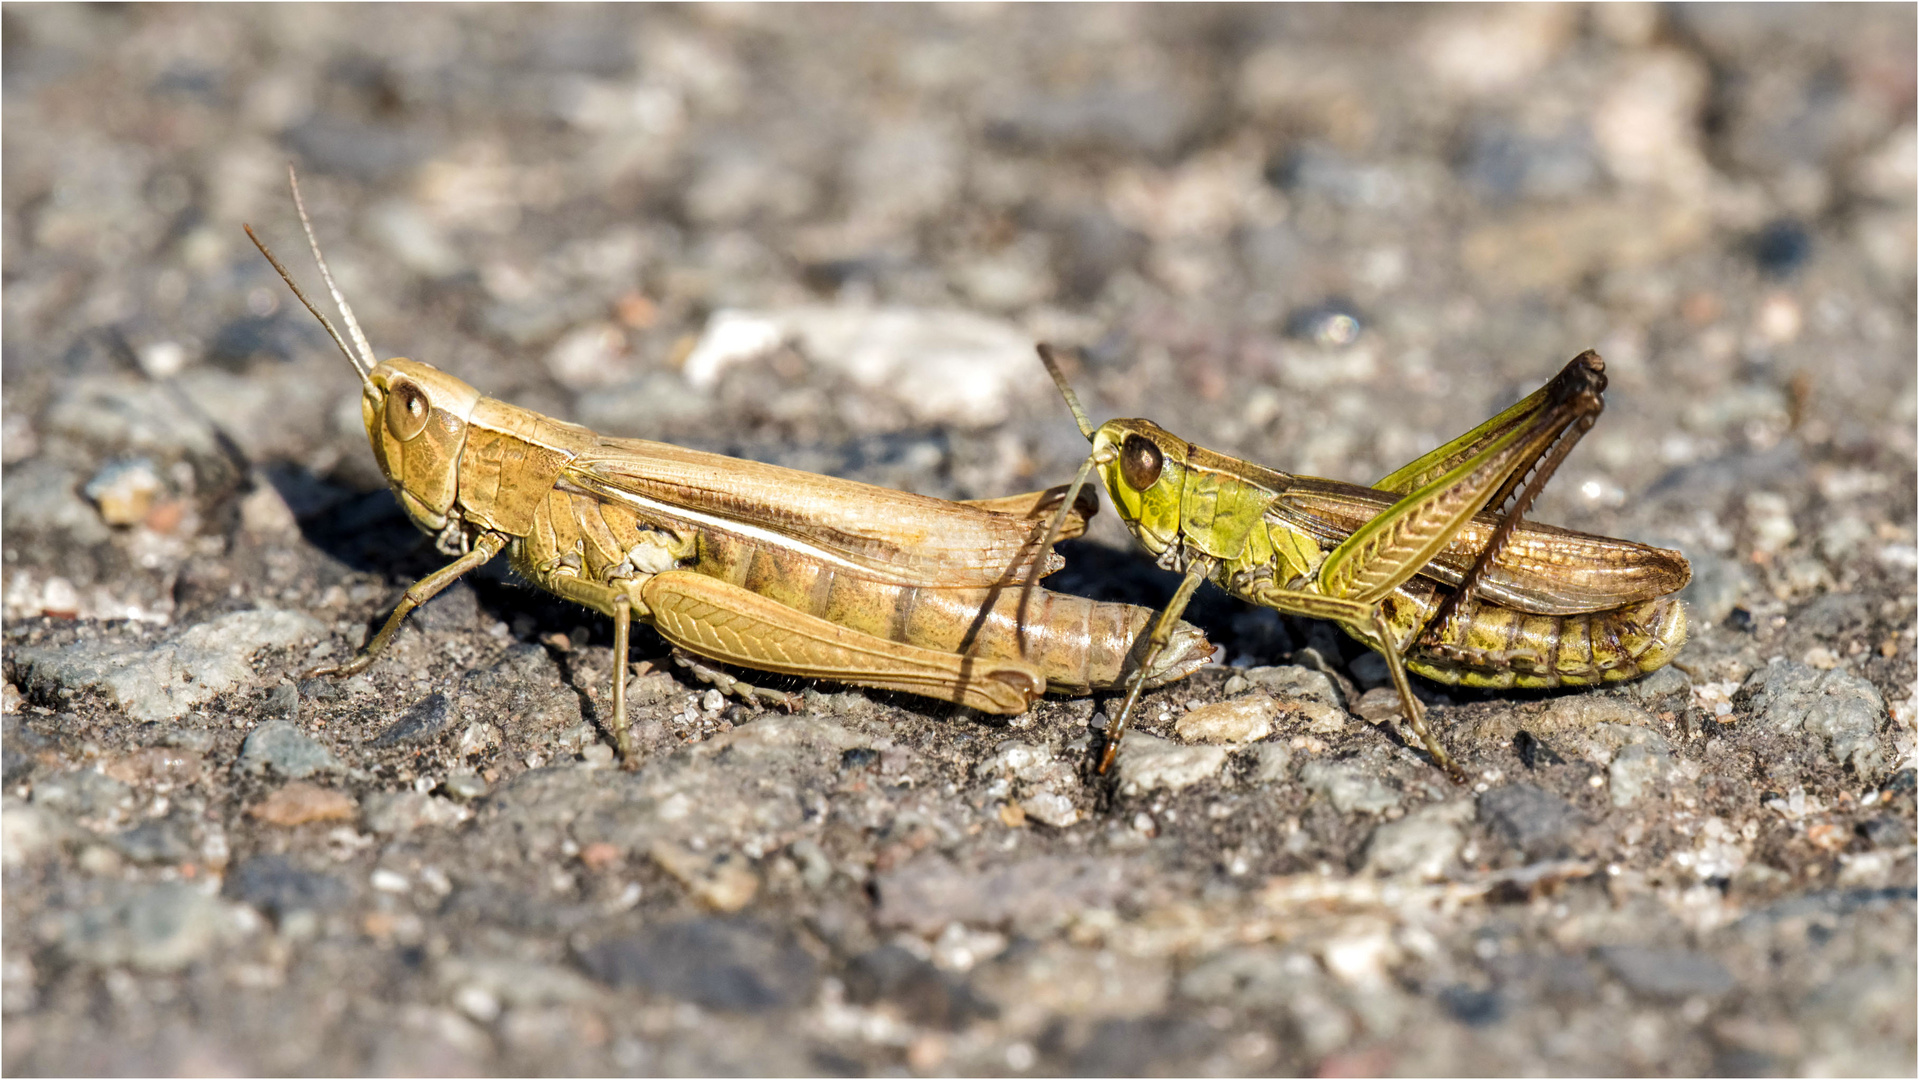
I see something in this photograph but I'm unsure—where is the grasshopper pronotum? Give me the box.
[1032,344,1690,780]
[243,170,1214,765]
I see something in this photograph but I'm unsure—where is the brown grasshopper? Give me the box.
[1032,344,1691,780]
[243,170,1214,765]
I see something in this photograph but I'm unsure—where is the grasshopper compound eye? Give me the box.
[386,380,429,440]
[1119,433,1163,491]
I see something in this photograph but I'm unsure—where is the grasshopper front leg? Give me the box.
[1095,557,1214,774]
[311,531,510,680]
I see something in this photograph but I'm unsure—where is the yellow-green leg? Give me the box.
[310,531,507,680]
[1096,557,1215,774]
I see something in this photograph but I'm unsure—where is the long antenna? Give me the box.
[285,166,377,376]
[240,166,376,381]
[243,224,368,381]
[1015,452,1102,656]
[1016,344,1105,655]
[1037,343,1096,438]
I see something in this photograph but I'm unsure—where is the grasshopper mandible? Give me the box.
[242,170,1214,765]
[1031,344,1690,780]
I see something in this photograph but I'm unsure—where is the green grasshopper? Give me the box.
[1031,344,1691,780]
[242,170,1214,766]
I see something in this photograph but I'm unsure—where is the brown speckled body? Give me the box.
[408,371,1210,697]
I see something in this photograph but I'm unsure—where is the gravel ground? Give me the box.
[3,5,1915,1076]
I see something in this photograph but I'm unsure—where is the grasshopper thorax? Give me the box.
[362,358,482,535]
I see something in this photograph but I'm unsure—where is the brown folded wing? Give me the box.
[566,435,1066,589]
[1274,477,1690,615]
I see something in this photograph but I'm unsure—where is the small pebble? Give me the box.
[1175,693,1277,744]
[1020,793,1079,828]
[1114,732,1229,794]
[442,773,488,801]
[248,782,357,827]
[84,459,163,526]
[370,869,411,894]
[649,842,760,913]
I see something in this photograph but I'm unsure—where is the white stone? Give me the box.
[1115,732,1229,794]
[1175,693,1277,744]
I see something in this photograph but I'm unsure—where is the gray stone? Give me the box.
[1299,759,1402,815]
[1479,784,1587,858]
[12,609,325,723]
[1678,549,1747,625]
[981,740,1054,782]
[683,306,1042,428]
[363,790,472,835]
[372,693,455,747]
[1626,665,1692,705]
[986,85,1201,158]
[1608,741,1672,807]
[1251,742,1294,783]
[1237,665,1346,709]
[1070,1016,1222,1077]
[3,747,33,787]
[109,815,195,863]
[1179,945,1312,1007]
[1533,695,1663,746]
[1114,731,1228,794]
[875,855,1135,935]
[1597,945,1735,999]
[30,768,134,823]
[1737,661,1887,774]
[42,375,222,460]
[237,721,343,779]
[59,883,244,972]
[1364,801,1474,879]
[1,459,112,545]
[574,918,818,1012]
[573,372,714,436]
[436,957,600,1009]
[1176,694,1278,744]
[1858,816,1914,850]
[264,681,299,723]
[842,945,995,1030]
[1,798,63,867]
[411,580,481,634]
[1019,792,1081,829]
[161,727,217,753]
[443,772,488,801]
[224,854,353,921]
[554,714,875,858]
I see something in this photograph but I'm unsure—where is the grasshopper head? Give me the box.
[361,359,481,533]
[245,168,483,539]
[1088,419,1189,558]
[1033,342,1191,563]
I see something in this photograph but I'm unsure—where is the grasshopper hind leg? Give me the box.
[1363,604,1464,781]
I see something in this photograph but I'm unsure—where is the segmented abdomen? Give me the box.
[520,485,1208,692]
[698,529,1208,692]
[1373,579,1688,689]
